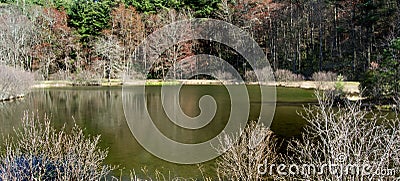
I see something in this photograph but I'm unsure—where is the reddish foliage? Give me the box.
[107,4,145,62]
[29,7,78,74]
[43,8,70,34]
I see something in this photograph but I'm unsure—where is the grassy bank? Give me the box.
[33,79,359,92]
[33,79,123,88]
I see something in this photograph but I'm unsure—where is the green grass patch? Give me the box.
[276,87,316,103]
[145,80,180,86]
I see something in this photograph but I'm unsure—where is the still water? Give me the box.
[0,85,315,178]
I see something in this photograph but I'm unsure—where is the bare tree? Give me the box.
[110,4,145,72]
[159,9,193,80]
[0,5,38,70]
[94,36,123,82]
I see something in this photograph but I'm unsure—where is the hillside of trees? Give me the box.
[0,0,399,96]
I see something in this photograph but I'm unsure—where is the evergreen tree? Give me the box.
[67,0,114,43]
[123,0,221,17]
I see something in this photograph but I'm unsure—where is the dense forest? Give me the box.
[0,0,399,97]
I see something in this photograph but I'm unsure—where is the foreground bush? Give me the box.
[215,121,279,180]
[0,65,33,101]
[214,92,400,180]
[285,91,400,180]
[0,112,113,180]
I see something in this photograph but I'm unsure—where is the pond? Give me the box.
[0,85,316,179]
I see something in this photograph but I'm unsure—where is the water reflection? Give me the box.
[0,85,313,178]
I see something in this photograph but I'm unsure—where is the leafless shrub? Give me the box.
[0,112,114,180]
[244,70,257,82]
[284,91,400,180]
[0,65,34,100]
[214,70,235,81]
[72,68,102,86]
[49,70,71,80]
[256,67,275,83]
[312,71,341,90]
[112,165,212,181]
[274,69,304,82]
[215,121,279,180]
[311,71,338,82]
[245,67,276,83]
[122,69,144,81]
[33,71,45,81]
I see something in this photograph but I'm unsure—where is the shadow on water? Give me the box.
[0,85,315,178]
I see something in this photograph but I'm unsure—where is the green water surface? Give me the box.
[0,85,315,178]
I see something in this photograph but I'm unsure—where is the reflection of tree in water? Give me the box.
[0,99,28,137]
[35,88,125,130]
[0,88,128,138]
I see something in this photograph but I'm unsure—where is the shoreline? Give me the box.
[0,94,25,103]
[32,79,362,100]
[33,79,360,92]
